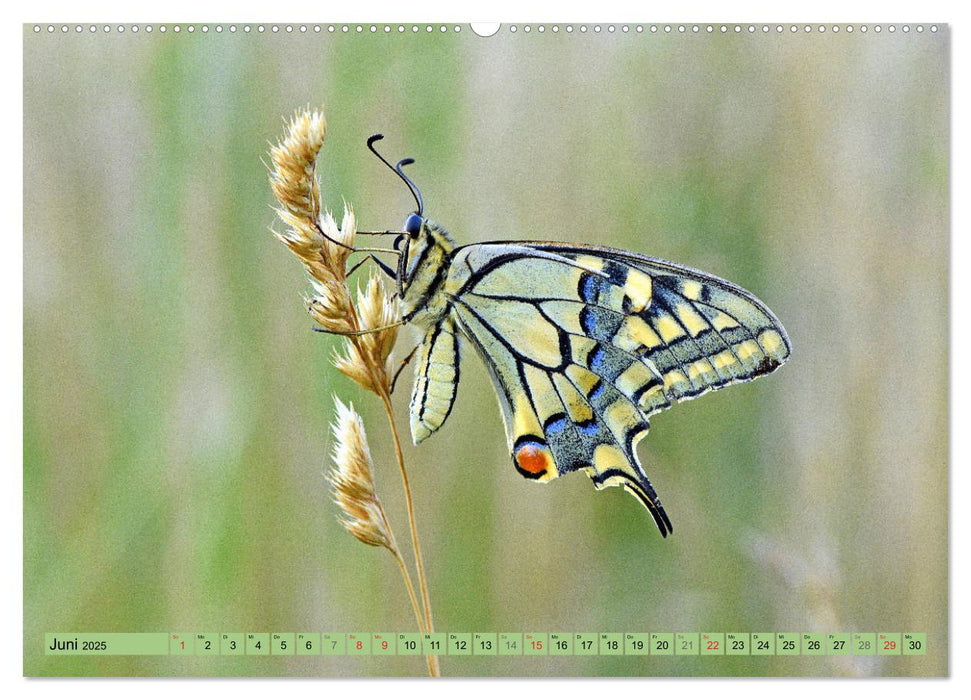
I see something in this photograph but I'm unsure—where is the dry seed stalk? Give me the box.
[269,109,439,676]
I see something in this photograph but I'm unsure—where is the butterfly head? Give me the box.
[396,213,443,286]
[391,213,424,261]
[404,213,423,237]
[394,213,427,285]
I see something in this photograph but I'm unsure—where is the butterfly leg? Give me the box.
[312,321,405,337]
[346,253,397,280]
[389,343,421,394]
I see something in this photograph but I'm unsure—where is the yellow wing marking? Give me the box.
[709,310,740,331]
[640,384,668,411]
[654,313,686,343]
[565,364,601,397]
[552,373,593,424]
[673,301,710,337]
[622,268,653,312]
[618,315,664,351]
[686,358,719,385]
[614,362,659,400]
[663,369,692,394]
[572,253,656,322]
[468,256,584,301]
[712,348,744,375]
[681,280,703,300]
[523,365,565,425]
[574,254,607,273]
[733,340,766,372]
[758,329,787,361]
[604,400,643,438]
[511,393,543,440]
[591,444,630,480]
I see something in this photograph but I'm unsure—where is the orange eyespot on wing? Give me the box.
[514,438,553,479]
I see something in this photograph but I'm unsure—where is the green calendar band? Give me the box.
[44,632,928,656]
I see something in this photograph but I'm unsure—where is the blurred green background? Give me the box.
[23,24,948,676]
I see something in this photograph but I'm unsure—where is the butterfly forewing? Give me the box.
[536,245,792,399]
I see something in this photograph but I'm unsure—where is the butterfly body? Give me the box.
[398,219,456,325]
[394,215,790,537]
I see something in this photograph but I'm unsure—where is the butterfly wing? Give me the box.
[443,241,790,536]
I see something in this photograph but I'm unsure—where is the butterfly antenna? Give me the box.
[394,157,424,216]
[367,133,424,215]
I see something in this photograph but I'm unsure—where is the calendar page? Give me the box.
[23,21,948,677]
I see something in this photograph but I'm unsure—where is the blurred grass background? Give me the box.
[23,24,948,676]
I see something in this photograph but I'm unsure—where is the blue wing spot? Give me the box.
[578,273,600,303]
[588,345,607,375]
[589,380,606,402]
[581,306,623,342]
[579,306,597,335]
[578,263,626,303]
[576,419,599,436]
[543,414,569,435]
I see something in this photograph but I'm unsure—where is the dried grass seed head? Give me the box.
[328,398,396,551]
[269,109,326,225]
